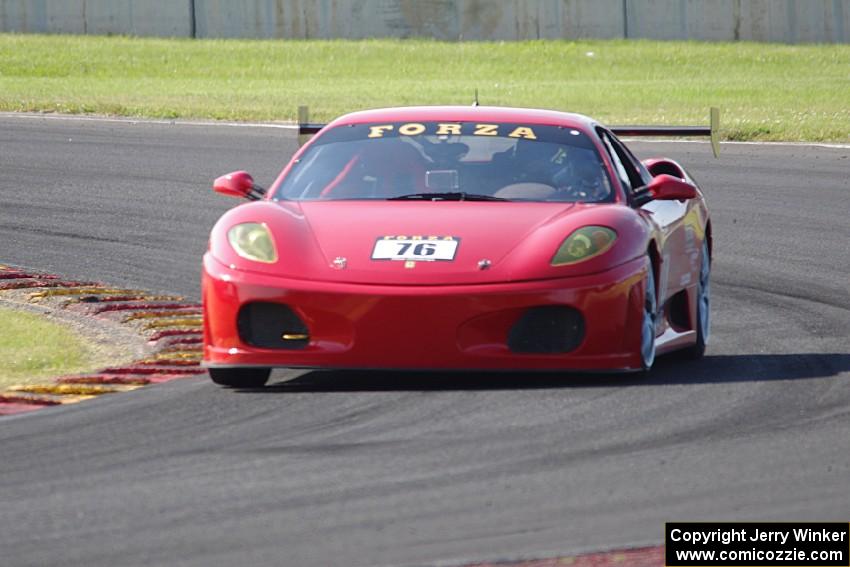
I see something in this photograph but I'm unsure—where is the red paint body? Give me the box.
[203,107,711,373]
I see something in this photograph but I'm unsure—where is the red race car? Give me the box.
[203,106,716,387]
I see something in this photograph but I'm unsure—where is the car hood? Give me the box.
[210,199,643,285]
[296,200,577,284]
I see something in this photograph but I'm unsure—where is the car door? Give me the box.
[597,128,694,329]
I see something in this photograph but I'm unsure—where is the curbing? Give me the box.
[0,263,206,416]
[455,545,663,567]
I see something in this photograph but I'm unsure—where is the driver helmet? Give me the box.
[550,148,610,201]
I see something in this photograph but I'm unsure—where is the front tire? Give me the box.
[640,261,658,371]
[209,367,270,388]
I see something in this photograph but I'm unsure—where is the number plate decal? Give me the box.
[371,236,460,262]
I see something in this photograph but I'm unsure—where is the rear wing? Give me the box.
[297,106,721,158]
[611,107,720,158]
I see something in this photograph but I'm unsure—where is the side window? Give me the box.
[598,129,632,191]
[597,129,650,193]
[609,134,654,188]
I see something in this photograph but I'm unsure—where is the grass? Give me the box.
[0,34,849,141]
[0,307,100,388]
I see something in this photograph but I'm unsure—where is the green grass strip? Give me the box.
[1,34,848,141]
[0,307,100,388]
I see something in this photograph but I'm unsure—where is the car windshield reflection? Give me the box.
[274,122,614,203]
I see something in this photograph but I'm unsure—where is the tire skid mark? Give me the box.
[0,263,205,416]
[459,545,663,567]
[714,276,850,313]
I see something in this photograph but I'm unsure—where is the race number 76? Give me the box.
[397,242,435,256]
[371,237,460,261]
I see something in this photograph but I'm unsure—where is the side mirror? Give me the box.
[213,171,264,200]
[641,158,686,179]
[634,174,698,206]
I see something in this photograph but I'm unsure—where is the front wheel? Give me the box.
[640,261,658,371]
[209,367,270,388]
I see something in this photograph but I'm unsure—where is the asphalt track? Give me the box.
[1,115,849,567]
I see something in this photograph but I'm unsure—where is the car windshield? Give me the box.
[273,121,613,203]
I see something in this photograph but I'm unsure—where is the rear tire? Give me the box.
[685,239,711,359]
[209,367,270,388]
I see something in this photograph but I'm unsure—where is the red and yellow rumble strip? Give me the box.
[460,545,663,567]
[0,263,205,416]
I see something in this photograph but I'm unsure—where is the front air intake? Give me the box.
[507,306,585,354]
[237,302,309,349]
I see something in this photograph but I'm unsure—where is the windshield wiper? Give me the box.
[388,192,508,201]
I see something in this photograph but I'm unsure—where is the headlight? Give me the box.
[227,223,277,263]
[551,226,617,266]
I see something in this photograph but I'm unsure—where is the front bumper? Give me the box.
[202,254,647,372]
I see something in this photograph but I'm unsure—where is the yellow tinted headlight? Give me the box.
[227,223,277,263]
[551,226,617,266]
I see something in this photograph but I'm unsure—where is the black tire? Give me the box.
[640,259,658,372]
[208,367,271,388]
[685,239,711,359]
